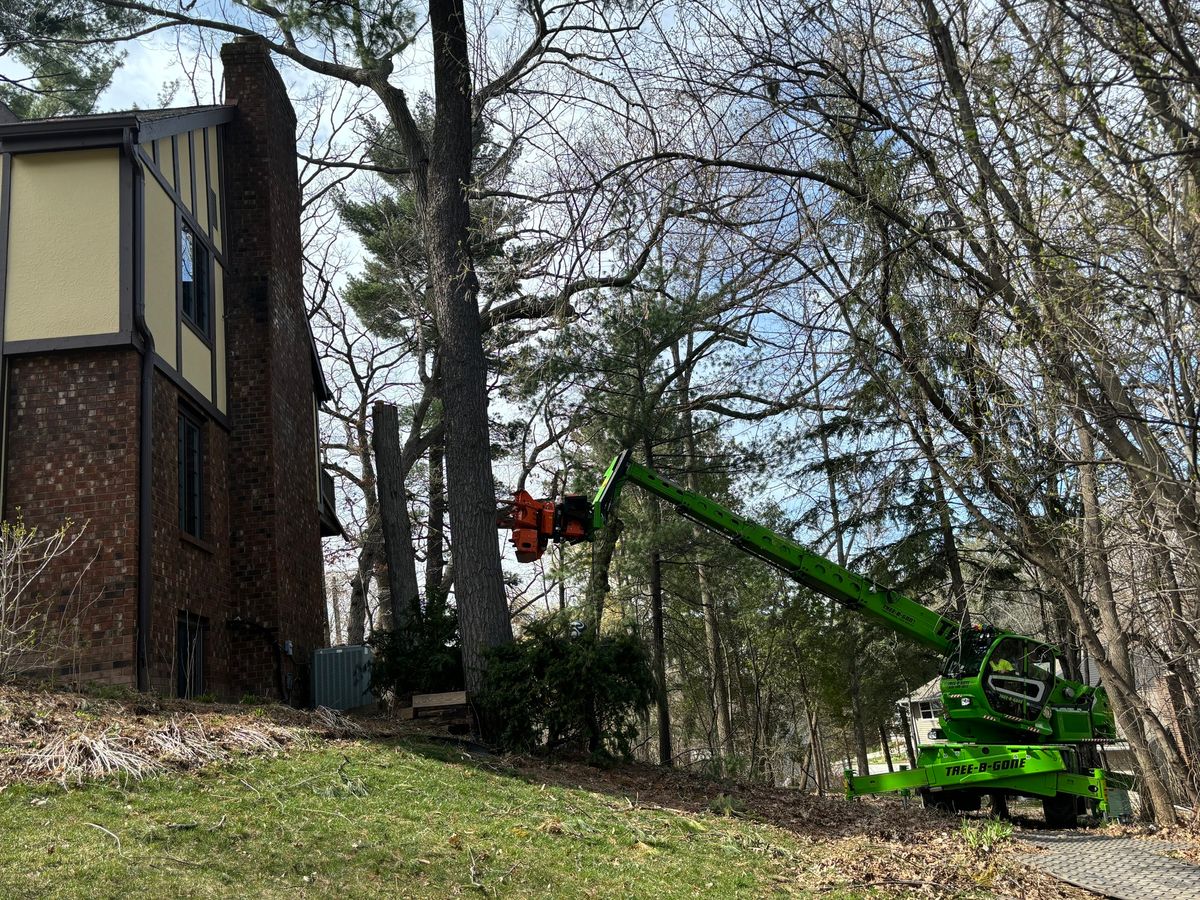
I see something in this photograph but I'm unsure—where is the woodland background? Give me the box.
[4,0,1199,824]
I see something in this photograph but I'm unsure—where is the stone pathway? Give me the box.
[1020,830,1200,899]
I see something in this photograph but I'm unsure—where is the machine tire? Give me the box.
[1042,793,1080,829]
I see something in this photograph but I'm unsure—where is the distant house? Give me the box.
[0,38,340,701]
[897,676,946,752]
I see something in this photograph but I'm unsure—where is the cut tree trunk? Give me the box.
[372,402,422,633]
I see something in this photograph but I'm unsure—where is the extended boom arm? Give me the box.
[501,451,959,653]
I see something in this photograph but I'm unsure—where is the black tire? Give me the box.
[1042,793,1080,828]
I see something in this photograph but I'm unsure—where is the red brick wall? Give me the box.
[222,38,328,701]
[2,349,140,684]
[146,371,234,697]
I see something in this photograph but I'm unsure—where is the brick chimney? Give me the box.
[220,38,326,699]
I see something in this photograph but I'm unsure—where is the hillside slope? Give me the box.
[0,686,1090,898]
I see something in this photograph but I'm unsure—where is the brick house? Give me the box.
[0,39,340,701]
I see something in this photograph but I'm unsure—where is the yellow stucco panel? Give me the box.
[214,263,226,413]
[192,131,209,235]
[206,128,222,251]
[143,177,177,367]
[176,135,193,216]
[5,149,121,342]
[159,139,176,192]
[180,327,212,402]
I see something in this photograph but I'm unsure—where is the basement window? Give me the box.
[178,410,204,539]
[176,612,207,699]
[180,222,211,338]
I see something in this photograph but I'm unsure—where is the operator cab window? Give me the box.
[983,637,1054,720]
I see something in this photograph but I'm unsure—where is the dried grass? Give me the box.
[0,684,363,787]
[23,728,162,786]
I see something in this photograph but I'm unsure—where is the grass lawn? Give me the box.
[0,738,855,899]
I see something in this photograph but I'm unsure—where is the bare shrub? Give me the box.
[0,516,97,683]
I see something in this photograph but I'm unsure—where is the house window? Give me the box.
[180,222,211,337]
[176,612,207,698]
[916,701,939,720]
[178,410,203,539]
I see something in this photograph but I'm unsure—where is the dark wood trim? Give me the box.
[4,332,135,355]
[119,140,134,336]
[201,128,213,243]
[216,126,228,247]
[134,146,226,268]
[180,529,215,555]
[183,308,214,348]
[186,129,197,219]
[174,205,182,369]
[170,134,180,195]
[0,132,128,154]
[153,355,230,430]
[137,107,235,143]
[151,138,159,167]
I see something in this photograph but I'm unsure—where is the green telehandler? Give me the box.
[498,450,1132,826]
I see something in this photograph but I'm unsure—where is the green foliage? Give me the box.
[959,818,1013,853]
[0,1,142,118]
[481,615,654,760]
[368,606,463,698]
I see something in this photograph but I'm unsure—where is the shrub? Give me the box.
[0,516,96,684]
[481,615,654,761]
[368,608,463,699]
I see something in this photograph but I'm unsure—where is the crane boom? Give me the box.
[497,449,1129,823]
[592,451,958,653]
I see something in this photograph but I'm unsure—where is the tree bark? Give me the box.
[677,346,735,767]
[642,437,673,767]
[422,0,513,703]
[348,521,379,645]
[425,427,448,616]
[372,402,422,633]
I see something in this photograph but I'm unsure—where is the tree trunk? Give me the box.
[641,437,673,767]
[879,723,894,773]
[898,705,917,768]
[425,427,447,615]
[348,521,379,645]
[372,402,422,633]
[848,654,871,777]
[423,0,512,704]
[676,347,735,767]
[1077,424,1185,820]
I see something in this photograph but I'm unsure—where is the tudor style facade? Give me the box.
[0,38,339,701]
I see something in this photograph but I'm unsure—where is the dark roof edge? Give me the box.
[308,321,333,403]
[0,105,236,153]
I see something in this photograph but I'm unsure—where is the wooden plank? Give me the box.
[412,690,468,709]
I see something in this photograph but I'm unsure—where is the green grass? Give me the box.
[0,739,851,899]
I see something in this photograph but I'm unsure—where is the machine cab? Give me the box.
[979,636,1056,722]
[939,629,1058,741]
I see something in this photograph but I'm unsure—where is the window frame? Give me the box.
[179,220,213,341]
[177,407,205,541]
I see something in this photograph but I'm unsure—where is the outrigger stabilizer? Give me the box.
[498,451,1132,825]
